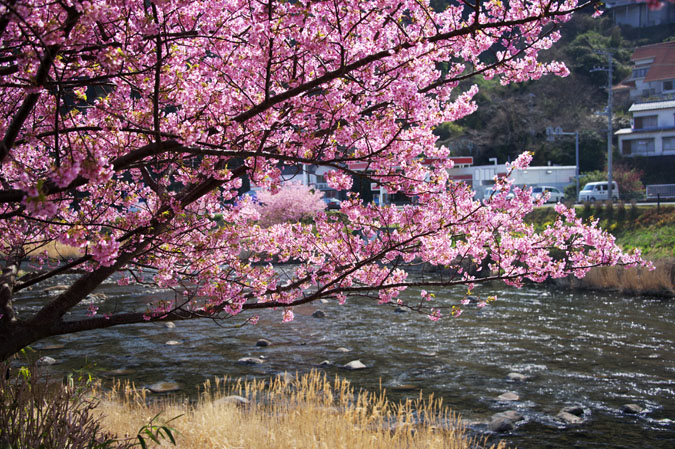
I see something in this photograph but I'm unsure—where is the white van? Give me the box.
[578,181,619,202]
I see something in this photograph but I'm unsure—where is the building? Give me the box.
[616,99,675,157]
[266,158,577,204]
[448,163,577,200]
[619,42,675,101]
[604,0,675,28]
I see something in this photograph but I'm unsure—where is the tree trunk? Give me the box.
[0,321,50,362]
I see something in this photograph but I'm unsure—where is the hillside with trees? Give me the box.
[432,6,675,187]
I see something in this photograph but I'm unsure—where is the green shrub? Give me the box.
[0,363,131,449]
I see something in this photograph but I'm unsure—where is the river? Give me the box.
[14,274,675,449]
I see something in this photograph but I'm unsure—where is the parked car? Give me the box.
[531,186,564,203]
[323,197,341,210]
[483,187,514,202]
[578,181,619,203]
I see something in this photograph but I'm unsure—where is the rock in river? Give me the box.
[238,356,264,365]
[491,410,524,422]
[312,310,326,318]
[620,404,643,414]
[37,356,57,366]
[336,347,351,353]
[489,417,514,432]
[560,405,584,416]
[343,360,367,370]
[557,411,584,425]
[256,338,272,347]
[506,372,530,382]
[496,392,520,401]
[147,382,180,393]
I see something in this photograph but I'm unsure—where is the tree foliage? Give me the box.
[0,0,645,360]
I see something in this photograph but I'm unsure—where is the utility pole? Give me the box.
[591,51,614,201]
[546,127,580,198]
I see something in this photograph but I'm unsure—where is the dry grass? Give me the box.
[94,371,505,449]
[569,258,675,296]
[24,241,84,259]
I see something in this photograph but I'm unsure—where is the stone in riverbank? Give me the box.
[343,360,367,370]
[256,338,272,347]
[335,347,351,353]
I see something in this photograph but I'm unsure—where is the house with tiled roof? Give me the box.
[621,41,675,100]
[615,42,675,158]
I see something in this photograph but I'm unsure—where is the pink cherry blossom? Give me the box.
[0,0,649,360]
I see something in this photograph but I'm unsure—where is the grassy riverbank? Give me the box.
[93,371,502,449]
[526,204,675,259]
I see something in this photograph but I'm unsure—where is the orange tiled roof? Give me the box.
[632,42,675,82]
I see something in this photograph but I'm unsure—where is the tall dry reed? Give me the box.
[94,371,506,449]
[569,258,674,296]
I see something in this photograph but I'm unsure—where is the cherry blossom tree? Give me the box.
[252,183,326,227]
[0,0,645,361]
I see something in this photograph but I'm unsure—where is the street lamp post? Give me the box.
[546,126,580,198]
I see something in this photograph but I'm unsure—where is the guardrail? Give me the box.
[646,184,675,199]
[646,184,675,213]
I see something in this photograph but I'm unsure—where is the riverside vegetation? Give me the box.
[526,204,675,296]
[1,362,505,449]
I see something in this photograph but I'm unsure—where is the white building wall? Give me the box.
[617,103,675,157]
[450,164,576,198]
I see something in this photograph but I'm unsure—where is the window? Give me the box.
[664,80,674,92]
[632,67,648,79]
[622,138,656,155]
[663,137,675,153]
[634,115,658,129]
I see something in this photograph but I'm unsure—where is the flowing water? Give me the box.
[13,274,675,449]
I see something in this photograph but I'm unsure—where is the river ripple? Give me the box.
[14,275,675,449]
